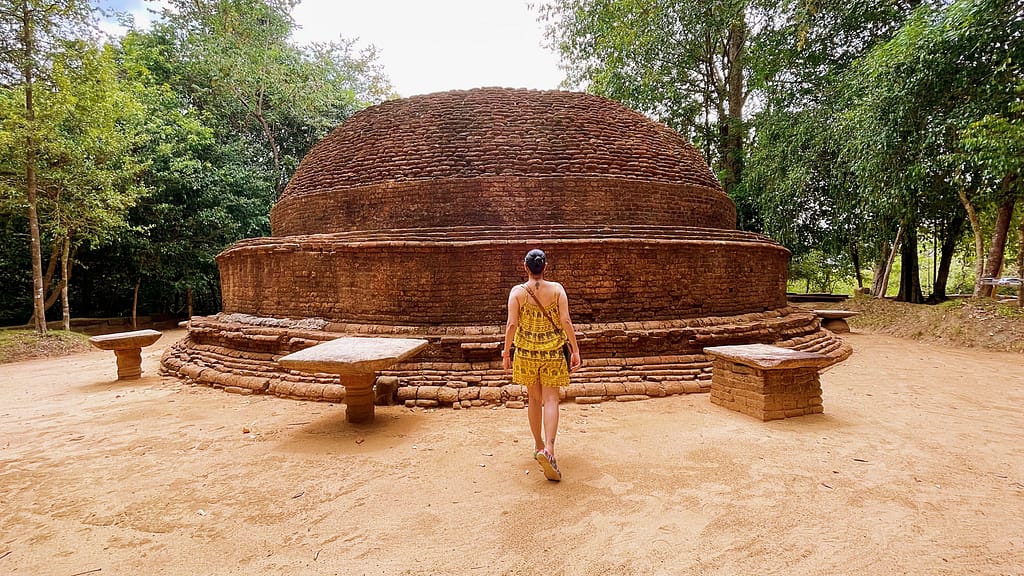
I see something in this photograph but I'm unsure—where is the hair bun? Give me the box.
[525,248,546,274]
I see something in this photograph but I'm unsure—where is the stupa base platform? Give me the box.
[160,308,851,406]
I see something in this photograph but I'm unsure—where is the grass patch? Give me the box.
[0,329,93,364]
[807,296,1024,354]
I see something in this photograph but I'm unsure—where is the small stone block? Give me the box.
[615,394,650,402]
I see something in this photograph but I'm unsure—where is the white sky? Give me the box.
[106,0,568,98]
[291,0,567,97]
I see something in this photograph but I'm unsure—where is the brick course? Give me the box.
[216,226,789,325]
[272,178,736,235]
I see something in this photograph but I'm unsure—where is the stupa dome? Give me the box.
[271,88,734,236]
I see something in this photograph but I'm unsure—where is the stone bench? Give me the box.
[980,277,1022,286]
[277,337,429,424]
[88,329,163,380]
[703,344,833,421]
[813,309,860,333]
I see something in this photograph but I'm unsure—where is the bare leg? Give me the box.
[527,379,544,452]
[542,384,560,457]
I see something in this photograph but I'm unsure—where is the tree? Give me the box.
[0,0,145,331]
[537,0,754,196]
[64,6,394,322]
[961,85,1024,296]
[156,0,391,196]
[1,42,146,329]
[0,0,90,331]
[733,0,914,289]
[841,0,1022,302]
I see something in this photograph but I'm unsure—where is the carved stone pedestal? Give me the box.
[88,329,163,381]
[279,337,429,424]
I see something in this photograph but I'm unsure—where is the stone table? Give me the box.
[88,329,163,380]
[704,344,833,421]
[278,337,429,423]
[812,309,860,333]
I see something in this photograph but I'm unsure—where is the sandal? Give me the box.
[535,449,562,482]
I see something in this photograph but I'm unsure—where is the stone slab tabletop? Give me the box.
[88,329,163,351]
[703,344,832,370]
[812,309,860,319]
[278,337,430,376]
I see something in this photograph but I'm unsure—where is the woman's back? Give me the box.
[520,280,561,309]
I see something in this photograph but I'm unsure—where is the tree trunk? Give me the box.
[957,188,987,296]
[896,226,925,303]
[60,236,71,331]
[27,245,69,328]
[871,257,885,296]
[132,278,141,330]
[978,196,1016,298]
[187,286,194,319]
[232,85,285,195]
[720,18,746,195]
[876,225,903,298]
[1017,217,1023,308]
[928,213,965,303]
[21,2,46,334]
[850,241,863,289]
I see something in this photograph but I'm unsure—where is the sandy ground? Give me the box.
[1,329,1022,576]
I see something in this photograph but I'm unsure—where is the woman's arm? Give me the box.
[556,284,582,371]
[503,287,522,373]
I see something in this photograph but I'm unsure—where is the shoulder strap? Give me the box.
[523,284,563,333]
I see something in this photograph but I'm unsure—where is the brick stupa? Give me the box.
[161,88,850,406]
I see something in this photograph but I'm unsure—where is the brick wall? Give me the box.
[216,227,789,325]
[271,177,736,236]
[708,359,825,421]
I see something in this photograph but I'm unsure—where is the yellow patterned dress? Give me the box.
[512,297,571,388]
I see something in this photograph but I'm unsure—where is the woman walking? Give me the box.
[503,249,581,481]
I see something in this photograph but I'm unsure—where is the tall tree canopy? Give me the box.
[0,0,142,331]
[538,0,913,228]
[0,0,392,326]
[842,0,1023,300]
[540,0,1023,303]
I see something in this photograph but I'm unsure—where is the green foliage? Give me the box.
[0,0,146,328]
[844,0,1022,208]
[787,249,853,293]
[745,105,869,260]
[31,43,147,247]
[960,82,1024,196]
[0,0,392,321]
[536,0,756,194]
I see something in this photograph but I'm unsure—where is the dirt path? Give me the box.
[1,330,1022,575]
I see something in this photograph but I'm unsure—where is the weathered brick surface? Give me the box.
[217,226,790,325]
[708,358,826,421]
[160,311,852,405]
[274,88,723,236]
[273,178,735,235]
